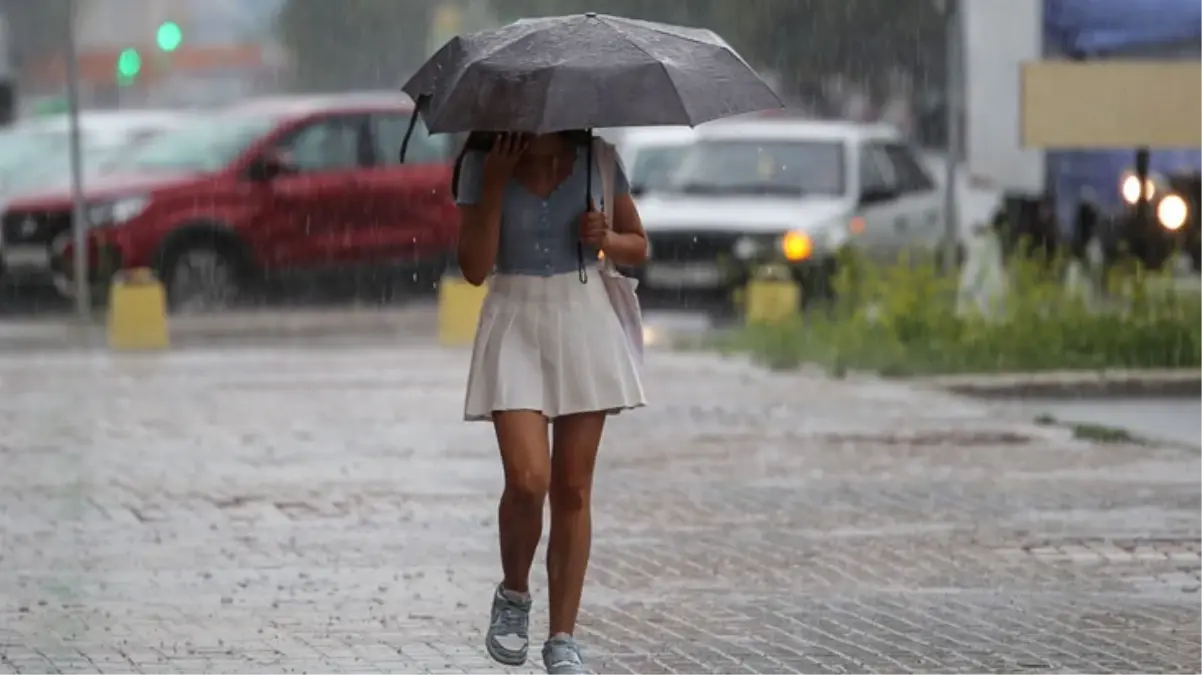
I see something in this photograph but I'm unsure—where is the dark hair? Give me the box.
[450,130,592,201]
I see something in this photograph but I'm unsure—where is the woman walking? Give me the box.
[454,131,648,674]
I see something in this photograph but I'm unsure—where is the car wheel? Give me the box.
[163,246,242,313]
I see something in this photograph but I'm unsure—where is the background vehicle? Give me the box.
[0,111,191,287]
[1,93,455,311]
[634,119,949,303]
[962,0,1201,269]
[0,110,191,189]
[600,125,698,195]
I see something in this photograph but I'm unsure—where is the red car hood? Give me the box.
[5,171,200,210]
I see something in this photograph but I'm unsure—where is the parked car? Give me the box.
[0,110,191,186]
[0,94,455,310]
[0,111,193,288]
[634,118,954,301]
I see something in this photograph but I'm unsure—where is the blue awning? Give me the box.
[1045,0,1202,55]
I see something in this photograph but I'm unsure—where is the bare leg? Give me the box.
[493,410,551,593]
[546,411,606,636]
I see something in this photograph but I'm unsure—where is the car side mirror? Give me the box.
[247,150,296,182]
[859,186,897,206]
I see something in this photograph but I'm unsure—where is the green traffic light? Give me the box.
[116,48,141,78]
[156,21,182,52]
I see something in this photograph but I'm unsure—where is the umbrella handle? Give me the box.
[398,95,429,164]
[579,131,593,284]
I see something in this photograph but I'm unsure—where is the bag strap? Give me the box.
[593,137,617,271]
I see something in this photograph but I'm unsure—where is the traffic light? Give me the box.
[116,48,141,85]
[156,21,182,52]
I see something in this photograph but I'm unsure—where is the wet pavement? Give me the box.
[1018,397,1201,449]
[1,346,1199,673]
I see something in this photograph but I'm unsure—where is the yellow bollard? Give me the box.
[437,272,488,346]
[744,263,801,325]
[107,267,170,351]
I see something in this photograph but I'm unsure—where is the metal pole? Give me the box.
[941,0,963,272]
[64,0,90,319]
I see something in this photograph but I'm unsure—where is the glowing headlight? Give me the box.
[87,196,148,227]
[779,231,813,262]
[1120,173,1155,204]
[1157,194,1189,231]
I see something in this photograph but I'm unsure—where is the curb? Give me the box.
[915,369,1201,398]
[0,307,440,351]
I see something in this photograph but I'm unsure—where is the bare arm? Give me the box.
[456,185,504,286]
[599,193,648,267]
[452,135,526,286]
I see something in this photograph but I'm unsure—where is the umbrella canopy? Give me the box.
[402,12,784,134]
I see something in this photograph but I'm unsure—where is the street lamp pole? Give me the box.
[64,0,90,318]
[938,0,963,272]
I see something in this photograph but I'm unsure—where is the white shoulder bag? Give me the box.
[593,138,645,363]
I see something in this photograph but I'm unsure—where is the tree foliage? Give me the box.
[278,0,435,93]
[276,0,946,99]
[488,0,945,96]
[0,0,75,69]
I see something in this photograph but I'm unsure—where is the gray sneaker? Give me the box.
[485,584,531,666]
[542,633,587,674]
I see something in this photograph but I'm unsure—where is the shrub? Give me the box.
[715,245,1201,376]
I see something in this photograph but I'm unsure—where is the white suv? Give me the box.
[634,118,955,296]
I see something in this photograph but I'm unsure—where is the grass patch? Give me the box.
[714,245,1201,376]
[1069,422,1141,444]
[1032,414,1142,444]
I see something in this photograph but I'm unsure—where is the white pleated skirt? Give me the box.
[463,271,647,422]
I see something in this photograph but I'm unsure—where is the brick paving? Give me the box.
[0,346,1198,673]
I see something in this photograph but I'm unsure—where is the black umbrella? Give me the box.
[400,12,783,138]
[398,13,783,281]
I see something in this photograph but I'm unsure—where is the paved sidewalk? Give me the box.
[0,306,442,351]
[0,347,1198,673]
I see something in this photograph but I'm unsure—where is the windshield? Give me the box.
[2,144,127,194]
[115,115,277,173]
[0,129,74,174]
[628,144,691,191]
[669,138,846,196]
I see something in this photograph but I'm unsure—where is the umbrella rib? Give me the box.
[613,30,694,124]
[624,22,727,49]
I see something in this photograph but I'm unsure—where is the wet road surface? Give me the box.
[1020,397,1201,449]
[0,346,1198,673]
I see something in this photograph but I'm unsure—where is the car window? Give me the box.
[670,139,846,196]
[882,143,936,193]
[115,114,277,173]
[859,144,894,193]
[629,144,691,191]
[370,114,448,165]
[278,117,365,172]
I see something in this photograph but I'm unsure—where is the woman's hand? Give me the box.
[481,133,527,188]
[579,204,610,249]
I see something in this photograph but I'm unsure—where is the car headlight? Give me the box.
[779,230,814,262]
[774,223,848,263]
[1157,194,1189,231]
[1120,173,1156,204]
[87,196,148,227]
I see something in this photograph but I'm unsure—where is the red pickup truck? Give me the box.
[0,93,457,311]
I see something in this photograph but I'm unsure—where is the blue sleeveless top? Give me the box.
[454,147,630,276]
